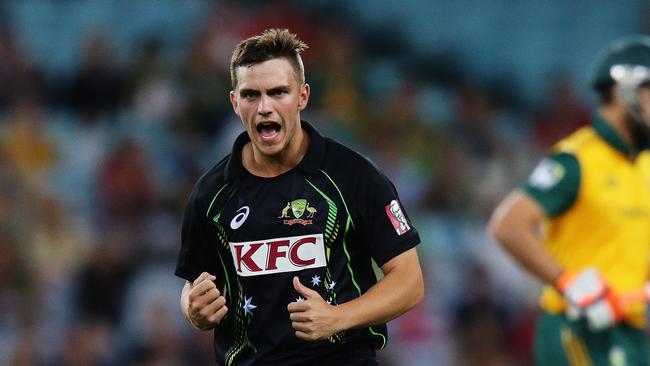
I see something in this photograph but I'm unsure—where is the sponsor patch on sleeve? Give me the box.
[528,158,565,190]
[385,199,411,235]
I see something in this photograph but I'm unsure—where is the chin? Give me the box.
[255,143,284,157]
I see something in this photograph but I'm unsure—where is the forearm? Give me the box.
[497,225,563,284]
[334,251,423,331]
[489,191,562,284]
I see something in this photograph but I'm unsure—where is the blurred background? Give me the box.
[0,0,648,365]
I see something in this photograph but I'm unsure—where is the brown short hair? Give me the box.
[230,28,308,89]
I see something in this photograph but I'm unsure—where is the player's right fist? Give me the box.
[555,268,608,310]
[188,272,228,330]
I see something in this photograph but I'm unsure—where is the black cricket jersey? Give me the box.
[175,121,420,366]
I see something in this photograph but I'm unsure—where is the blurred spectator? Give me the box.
[0,225,36,365]
[531,72,590,150]
[174,3,242,138]
[423,142,474,213]
[117,264,188,365]
[73,227,136,325]
[28,196,92,286]
[452,261,515,366]
[130,38,184,125]
[0,27,47,111]
[66,33,128,123]
[0,155,26,228]
[58,320,111,366]
[451,84,505,160]
[7,329,41,366]
[98,141,155,225]
[0,93,57,186]
[311,24,364,129]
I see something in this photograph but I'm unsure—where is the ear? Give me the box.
[230,90,240,116]
[298,83,310,112]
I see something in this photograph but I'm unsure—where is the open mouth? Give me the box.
[256,122,281,140]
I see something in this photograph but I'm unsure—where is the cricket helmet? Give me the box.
[591,35,650,124]
[591,35,650,87]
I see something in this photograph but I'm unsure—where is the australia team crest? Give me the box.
[279,199,317,225]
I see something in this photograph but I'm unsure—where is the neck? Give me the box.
[599,105,635,147]
[243,127,309,178]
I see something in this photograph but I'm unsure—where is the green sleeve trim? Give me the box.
[523,152,580,217]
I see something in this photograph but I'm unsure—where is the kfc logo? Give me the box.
[229,234,326,276]
[385,200,410,235]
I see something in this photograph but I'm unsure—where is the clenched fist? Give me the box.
[186,272,228,330]
[287,276,341,340]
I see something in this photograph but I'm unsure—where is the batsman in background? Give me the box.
[489,35,650,366]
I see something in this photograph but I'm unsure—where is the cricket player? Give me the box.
[175,29,424,366]
[489,35,650,365]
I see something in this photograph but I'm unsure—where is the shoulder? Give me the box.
[526,152,580,190]
[640,150,650,163]
[322,138,387,179]
[188,155,231,211]
[524,151,580,217]
[639,151,650,172]
[554,126,600,155]
[318,138,398,216]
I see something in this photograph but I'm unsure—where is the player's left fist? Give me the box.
[287,276,341,341]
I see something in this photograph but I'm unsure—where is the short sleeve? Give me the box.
[175,188,216,282]
[356,168,421,266]
[523,152,580,217]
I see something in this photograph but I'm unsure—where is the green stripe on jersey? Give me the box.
[206,183,230,218]
[320,169,355,230]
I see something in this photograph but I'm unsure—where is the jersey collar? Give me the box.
[592,113,635,157]
[225,120,326,180]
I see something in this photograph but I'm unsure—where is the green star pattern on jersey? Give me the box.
[208,183,256,366]
[306,177,345,343]
[225,279,257,366]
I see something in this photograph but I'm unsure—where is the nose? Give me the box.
[257,95,272,116]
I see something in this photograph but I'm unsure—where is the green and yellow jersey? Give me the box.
[524,114,650,328]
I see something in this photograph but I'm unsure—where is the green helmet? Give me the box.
[591,35,650,126]
[591,35,650,87]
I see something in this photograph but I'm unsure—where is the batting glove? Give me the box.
[555,268,608,310]
[584,291,624,331]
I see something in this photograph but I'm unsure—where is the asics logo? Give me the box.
[230,206,250,230]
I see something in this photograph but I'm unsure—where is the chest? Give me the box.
[211,174,344,277]
[579,153,650,223]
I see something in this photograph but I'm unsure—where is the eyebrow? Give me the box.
[239,85,291,96]
[268,85,291,94]
[238,88,260,97]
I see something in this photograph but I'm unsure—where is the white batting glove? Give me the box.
[584,292,624,331]
[555,268,608,310]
